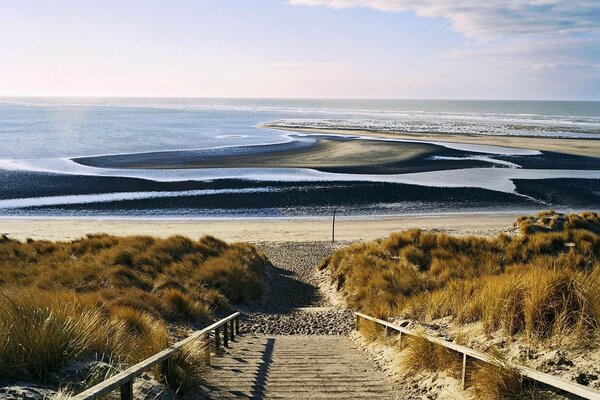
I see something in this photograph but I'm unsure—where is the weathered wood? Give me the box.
[230,318,235,341]
[235,316,240,335]
[72,311,240,400]
[461,353,467,390]
[120,379,133,400]
[223,321,229,347]
[215,326,221,351]
[162,358,172,384]
[204,343,211,366]
[354,312,600,400]
[332,210,336,243]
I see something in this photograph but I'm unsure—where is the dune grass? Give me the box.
[0,234,269,392]
[322,211,600,397]
[321,211,600,342]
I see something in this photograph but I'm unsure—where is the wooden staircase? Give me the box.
[198,334,398,399]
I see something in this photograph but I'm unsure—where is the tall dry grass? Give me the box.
[321,211,600,342]
[0,234,269,389]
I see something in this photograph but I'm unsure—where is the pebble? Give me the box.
[237,241,354,335]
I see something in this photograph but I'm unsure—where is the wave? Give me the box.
[265,119,600,139]
[1,99,599,127]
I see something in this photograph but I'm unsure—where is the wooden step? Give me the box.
[198,334,399,399]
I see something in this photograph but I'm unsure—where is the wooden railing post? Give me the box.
[230,318,235,341]
[215,326,221,352]
[204,342,211,366]
[235,317,240,335]
[162,358,171,384]
[355,314,361,331]
[120,379,133,400]
[461,353,468,390]
[70,311,241,400]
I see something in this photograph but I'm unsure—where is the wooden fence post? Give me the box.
[235,317,240,335]
[120,379,133,400]
[332,210,336,243]
[230,319,235,341]
[204,342,211,366]
[223,321,229,347]
[461,353,468,390]
[162,358,172,381]
[215,327,220,352]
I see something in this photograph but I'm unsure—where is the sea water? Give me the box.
[0,97,598,217]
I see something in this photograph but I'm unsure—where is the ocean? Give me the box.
[0,97,599,218]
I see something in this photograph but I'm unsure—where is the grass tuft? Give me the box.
[471,356,523,400]
[0,234,269,389]
[321,211,600,343]
[400,334,462,378]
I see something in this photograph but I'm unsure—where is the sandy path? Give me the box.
[239,241,354,335]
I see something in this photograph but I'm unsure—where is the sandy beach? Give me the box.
[263,126,600,158]
[74,137,444,173]
[0,213,521,242]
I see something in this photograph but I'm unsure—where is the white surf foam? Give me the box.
[0,187,280,209]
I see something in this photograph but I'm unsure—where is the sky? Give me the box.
[0,0,599,100]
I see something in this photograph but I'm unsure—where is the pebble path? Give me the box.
[239,241,355,335]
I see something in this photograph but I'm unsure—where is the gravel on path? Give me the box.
[238,241,354,335]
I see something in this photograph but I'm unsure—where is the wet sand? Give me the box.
[0,213,521,242]
[264,126,600,158]
[74,137,445,174]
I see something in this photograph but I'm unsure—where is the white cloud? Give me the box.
[288,0,600,40]
[288,0,600,99]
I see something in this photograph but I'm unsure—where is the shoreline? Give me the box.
[0,213,522,242]
[261,125,600,158]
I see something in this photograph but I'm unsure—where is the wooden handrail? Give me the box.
[354,312,600,400]
[72,311,241,400]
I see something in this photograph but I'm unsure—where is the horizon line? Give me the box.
[0,95,599,102]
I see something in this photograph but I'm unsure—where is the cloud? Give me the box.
[288,0,600,40]
[287,1,600,98]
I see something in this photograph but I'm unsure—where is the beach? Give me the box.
[262,125,600,158]
[0,99,598,219]
[0,213,521,242]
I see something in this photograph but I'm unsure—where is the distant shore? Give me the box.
[0,213,521,242]
[261,125,600,158]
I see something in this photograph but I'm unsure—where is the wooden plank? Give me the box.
[72,311,240,400]
[353,312,600,400]
[517,365,600,400]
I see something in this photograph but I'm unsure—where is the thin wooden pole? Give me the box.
[215,327,220,352]
[223,321,229,347]
[235,317,240,335]
[120,380,133,400]
[204,342,211,366]
[462,353,468,389]
[332,210,336,243]
[230,319,235,341]
[161,358,171,383]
